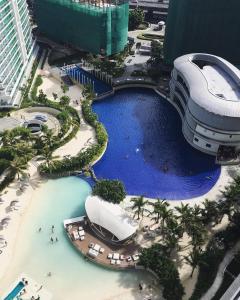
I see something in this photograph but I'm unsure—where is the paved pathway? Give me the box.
[202,241,240,300]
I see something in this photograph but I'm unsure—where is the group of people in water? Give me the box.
[37,225,58,278]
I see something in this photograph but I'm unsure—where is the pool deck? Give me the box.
[1,273,52,300]
[65,218,141,270]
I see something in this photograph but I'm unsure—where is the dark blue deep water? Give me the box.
[92,88,221,200]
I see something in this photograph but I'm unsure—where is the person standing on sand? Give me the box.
[51,225,54,233]
[50,237,54,243]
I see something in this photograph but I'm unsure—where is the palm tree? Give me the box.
[10,157,28,180]
[175,203,193,232]
[201,198,219,225]
[149,198,170,224]
[149,199,173,239]
[13,142,35,162]
[130,196,148,220]
[39,147,59,169]
[184,248,203,277]
[1,127,32,149]
[40,127,55,149]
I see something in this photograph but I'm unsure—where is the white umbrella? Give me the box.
[1,217,11,224]
[10,200,19,206]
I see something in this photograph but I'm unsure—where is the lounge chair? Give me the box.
[132,254,140,261]
[107,253,113,259]
[78,226,83,231]
[80,236,85,241]
[113,253,120,260]
[116,260,121,265]
[99,247,105,253]
[93,244,101,252]
[126,256,132,262]
[110,259,116,265]
[72,231,80,240]
[120,255,125,260]
[79,230,85,237]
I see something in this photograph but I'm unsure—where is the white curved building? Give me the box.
[0,0,35,106]
[85,196,138,244]
[169,53,240,164]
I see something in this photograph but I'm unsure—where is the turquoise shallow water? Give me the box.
[1,177,156,300]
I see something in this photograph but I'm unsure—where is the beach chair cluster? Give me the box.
[87,242,105,258]
[107,253,140,265]
[72,226,85,241]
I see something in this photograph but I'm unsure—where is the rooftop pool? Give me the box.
[93,88,221,200]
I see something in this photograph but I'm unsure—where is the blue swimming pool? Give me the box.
[92,88,221,200]
[66,67,112,96]
[4,281,24,300]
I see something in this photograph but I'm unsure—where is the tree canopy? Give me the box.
[129,8,145,30]
[92,179,126,204]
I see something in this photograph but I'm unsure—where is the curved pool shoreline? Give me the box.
[92,87,221,200]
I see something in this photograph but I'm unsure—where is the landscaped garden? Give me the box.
[1,46,240,300]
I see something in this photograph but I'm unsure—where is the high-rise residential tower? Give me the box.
[163,0,240,65]
[0,0,35,106]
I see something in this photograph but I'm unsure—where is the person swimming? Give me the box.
[163,165,169,173]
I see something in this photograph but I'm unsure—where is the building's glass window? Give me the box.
[175,86,187,104]
[177,74,190,97]
[173,95,185,116]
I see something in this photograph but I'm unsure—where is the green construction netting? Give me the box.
[163,0,240,65]
[35,0,129,55]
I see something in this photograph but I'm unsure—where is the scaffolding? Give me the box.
[35,0,129,55]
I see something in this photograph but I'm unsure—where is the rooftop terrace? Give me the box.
[198,64,240,101]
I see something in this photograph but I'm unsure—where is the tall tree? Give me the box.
[128,8,145,30]
[184,248,204,277]
[10,157,28,180]
[130,195,148,220]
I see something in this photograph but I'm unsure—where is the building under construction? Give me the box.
[34,0,129,56]
[164,0,240,65]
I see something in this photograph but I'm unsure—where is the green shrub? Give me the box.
[0,159,10,174]
[140,244,184,300]
[40,97,107,176]
[92,179,126,204]
[0,169,16,192]
[60,95,70,106]
[0,148,15,161]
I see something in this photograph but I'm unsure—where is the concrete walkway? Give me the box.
[202,241,240,300]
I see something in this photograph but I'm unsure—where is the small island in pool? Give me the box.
[93,88,221,200]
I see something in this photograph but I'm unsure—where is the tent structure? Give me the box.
[85,196,138,243]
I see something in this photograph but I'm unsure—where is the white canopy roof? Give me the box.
[85,196,138,241]
[174,53,240,117]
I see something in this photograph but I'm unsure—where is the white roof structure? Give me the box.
[85,196,138,241]
[174,53,240,117]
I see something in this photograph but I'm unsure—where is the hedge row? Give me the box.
[39,98,108,175]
